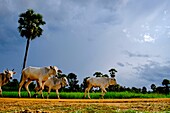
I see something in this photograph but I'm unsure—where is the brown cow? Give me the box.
[0,69,16,96]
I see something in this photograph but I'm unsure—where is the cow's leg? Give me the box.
[56,89,60,99]
[34,80,40,92]
[84,88,87,98]
[18,78,26,97]
[0,87,2,97]
[38,90,43,98]
[100,89,104,99]
[36,80,45,98]
[84,86,92,99]
[40,81,45,98]
[100,87,107,99]
[87,87,91,99]
[47,87,51,99]
[33,80,42,98]
[84,87,89,98]
[25,80,32,98]
[33,81,40,98]
[34,86,40,92]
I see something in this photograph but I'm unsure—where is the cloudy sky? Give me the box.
[0,0,170,90]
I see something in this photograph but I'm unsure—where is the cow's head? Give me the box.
[49,66,62,77]
[61,77,69,87]
[4,69,16,79]
[109,77,117,85]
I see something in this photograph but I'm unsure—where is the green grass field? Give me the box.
[2,91,170,99]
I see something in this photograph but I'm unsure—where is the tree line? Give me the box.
[2,68,169,95]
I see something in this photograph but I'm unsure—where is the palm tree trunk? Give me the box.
[22,38,30,70]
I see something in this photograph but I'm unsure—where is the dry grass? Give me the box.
[0,98,169,113]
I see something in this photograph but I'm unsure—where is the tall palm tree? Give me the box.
[109,68,117,77]
[18,9,46,70]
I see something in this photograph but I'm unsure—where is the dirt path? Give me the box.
[0,98,170,112]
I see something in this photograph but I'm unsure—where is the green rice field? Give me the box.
[2,91,170,99]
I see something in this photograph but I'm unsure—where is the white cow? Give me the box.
[84,77,117,99]
[18,66,61,98]
[44,76,68,99]
[0,69,16,96]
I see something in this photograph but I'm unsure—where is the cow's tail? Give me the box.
[84,77,90,88]
[20,70,25,83]
[86,78,90,84]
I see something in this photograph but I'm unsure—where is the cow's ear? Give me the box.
[50,66,53,69]
[4,70,8,74]
[13,72,16,74]
[58,70,62,73]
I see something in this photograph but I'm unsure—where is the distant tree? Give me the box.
[109,68,117,77]
[131,87,141,93]
[119,86,126,92]
[142,86,147,94]
[162,79,170,94]
[102,74,109,78]
[93,72,103,77]
[156,86,166,94]
[108,84,120,92]
[67,73,79,92]
[151,84,156,93]
[12,79,19,87]
[2,79,19,91]
[18,9,46,70]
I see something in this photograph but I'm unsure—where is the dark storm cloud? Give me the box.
[0,0,24,52]
[123,51,150,58]
[133,60,170,83]
[117,62,125,67]
[125,62,133,66]
[117,62,133,67]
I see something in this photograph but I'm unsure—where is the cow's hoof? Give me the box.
[33,94,38,98]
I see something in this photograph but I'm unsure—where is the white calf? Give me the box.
[44,76,68,99]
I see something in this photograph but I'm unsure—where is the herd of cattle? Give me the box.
[0,66,117,99]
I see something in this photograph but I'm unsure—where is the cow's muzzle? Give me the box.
[10,77,12,79]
